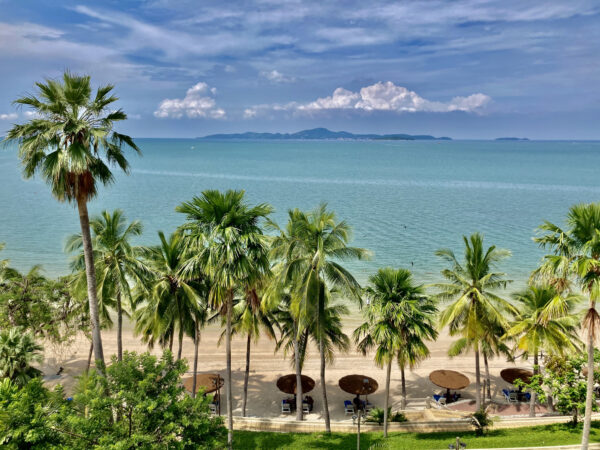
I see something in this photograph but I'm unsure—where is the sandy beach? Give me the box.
[40,310,531,421]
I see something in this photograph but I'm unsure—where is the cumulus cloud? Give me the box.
[0,113,18,120]
[260,70,296,83]
[244,81,490,117]
[154,82,226,119]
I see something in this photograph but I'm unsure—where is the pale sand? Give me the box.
[40,311,529,421]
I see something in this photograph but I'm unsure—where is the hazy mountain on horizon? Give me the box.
[198,127,452,141]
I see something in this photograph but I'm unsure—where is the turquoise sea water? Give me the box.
[1,139,600,289]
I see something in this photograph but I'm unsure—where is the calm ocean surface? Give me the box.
[2,139,600,289]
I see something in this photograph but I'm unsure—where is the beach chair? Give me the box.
[302,401,310,413]
[344,400,355,415]
[209,403,217,414]
[364,401,374,413]
[281,400,292,413]
[433,394,446,405]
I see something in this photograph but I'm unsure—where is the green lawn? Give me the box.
[235,421,600,449]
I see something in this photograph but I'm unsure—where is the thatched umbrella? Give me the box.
[429,370,470,400]
[276,374,315,395]
[338,374,379,396]
[183,373,224,394]
[500,368,533,385]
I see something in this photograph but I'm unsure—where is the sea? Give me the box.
[2,139,600,291]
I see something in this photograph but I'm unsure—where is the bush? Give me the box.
[366,407,408,425]
[471,407,492,436]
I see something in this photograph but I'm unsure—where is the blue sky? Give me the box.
[1,0,599,139]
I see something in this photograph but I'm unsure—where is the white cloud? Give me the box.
[245,81,490,117]
[0,113,17,120]
[260,70,296,83]
[154,82,226,119]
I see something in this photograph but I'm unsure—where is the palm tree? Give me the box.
[434,233,513,410]
[534,203,600,449]
[267,205,370,430]
[65,210,144,361]
[133,231,201,361]
[0,243,9,284]
[222,290,277,416]
[0,328,43,386]
[4,73,140,368]
[504,283,580,416]
[176,190,272,448]
[354,268,437,437]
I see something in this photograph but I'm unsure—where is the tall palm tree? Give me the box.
[504,284,580,416]
[0,328,43,387]
[4,73,140,367]
[65,209,144,361]
[354,268,437,437]
[434,233,513,410]
[267,205,370,430]
[176,190,272,448]
[0,243,9,284]
[133,231,201,360]
[221,291,277,416]
[535,203,600,449]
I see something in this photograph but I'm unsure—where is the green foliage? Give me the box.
[365,408,408,425]
[0,351,226,449]
[0,328,43,387]
[471,407,492,436]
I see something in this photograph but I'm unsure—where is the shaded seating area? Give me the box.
[182,373,224,415]
[339,374,378,417]
[500,368,533,403]
[429,370,469,405]
[276,374,315,414]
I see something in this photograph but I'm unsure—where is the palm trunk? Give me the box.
[484,352,491,401]
[168,329,174,352]
[86,341,93,371]
[226,290,234,449]
[529,352,538,418]
[475,345,481,410]
[177,323,183,361]
[320,336,331,432]
[294,335,304,421]
[116,291,123,361]
[400,364,407,410]
[384,360,392,438]
[242,334,251,417]
[77,197,104,368]
[581,309,596,450]
[192,320,199,398]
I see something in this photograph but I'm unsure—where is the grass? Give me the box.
[235,421,600,449]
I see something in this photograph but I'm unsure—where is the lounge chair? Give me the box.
[364,401,374,413]
[344,400,355,415]
[209,403,217,414]
[281,400,292,413]
[503,389,518,403]
[433,394,446,405]
[302,401,310,413]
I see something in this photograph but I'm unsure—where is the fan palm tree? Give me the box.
[534,203,600,448]
[4,72,140,367]
[504,284,581,416]
[133,231,201,361]
[0,328,43,386]
[354,268,437,438]
[434,233,513,410]
[267,205,370,430]
[65,209,144,361]
[176,189,272,448]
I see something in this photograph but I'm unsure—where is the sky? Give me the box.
[0,0,599,139]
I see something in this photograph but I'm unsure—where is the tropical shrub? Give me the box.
[0,327,43,386]
[471,407,492,436]
[366,407,408,424]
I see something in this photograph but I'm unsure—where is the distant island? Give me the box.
[198,127,452,141]
[495,137,530,141]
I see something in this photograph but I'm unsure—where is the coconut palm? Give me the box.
[221,290,277,416]
[0,328,43,386]
[354,268,437,437]
[4,73,140,367]
[535,203,600,448]
[504,284,581,416]
[176,189,272,448]
[434,233,513,410]
[133,231,202,361]
[65,209,144,361]
[0,243,9,284]
[267,205,370,430]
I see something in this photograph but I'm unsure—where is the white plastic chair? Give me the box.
[281,401,292,413]
[344,400,355,415]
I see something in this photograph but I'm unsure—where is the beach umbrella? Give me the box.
[183,373,224,395]
[276,374,315,395]
[500,368,533,385]
[429,370,470,391]
[338,374,379,396]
